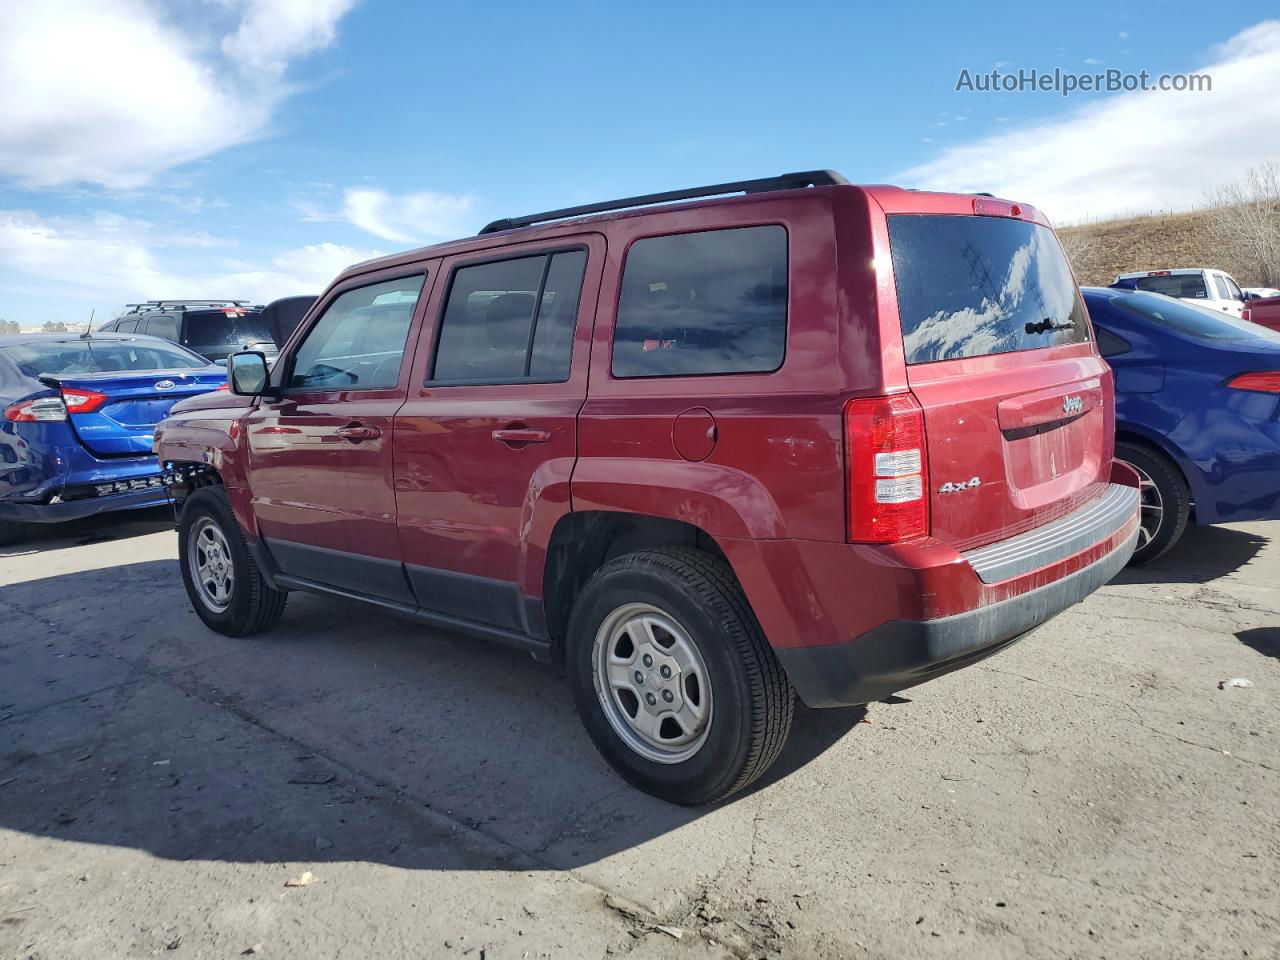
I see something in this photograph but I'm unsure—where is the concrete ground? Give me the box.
[1,510,1277,960]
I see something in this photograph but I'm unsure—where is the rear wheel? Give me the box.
[1117,440,1190,565]
[178,486,287,636]
[566,546,793,805]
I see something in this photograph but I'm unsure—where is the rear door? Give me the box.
[393,236,601,632]
[243,270,429,602]
[884,206,1112,550]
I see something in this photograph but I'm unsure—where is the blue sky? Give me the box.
[2,0,1278,326]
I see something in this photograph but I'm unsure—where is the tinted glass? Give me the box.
[1094,326,1131,358]
[889,215,1089,364]
[115,318,138,333]
[234,311,275,345]
[530,250,586,380]
[612,226,787,378]
[187,312,238,345]
[431,250,585,383]
[3,340,207,376]
[143,314,179,340]
[288,275,424,390]
[1132,274,1207,299]
[1113,292,1280,344]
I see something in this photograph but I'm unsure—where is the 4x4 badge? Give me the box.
[1063,394,1083,415]
[938,477,981,494]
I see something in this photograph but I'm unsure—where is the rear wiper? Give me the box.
[1025,317,1075,334]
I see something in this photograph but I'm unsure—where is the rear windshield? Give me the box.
[1131,274,1208,299]
[1,340,208,377]
[888,215,1090,364]
[1114,292,1280,344]
[185,309,272,346]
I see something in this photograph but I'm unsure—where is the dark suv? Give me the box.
[155,171,1140,804]
[101,301,274,364]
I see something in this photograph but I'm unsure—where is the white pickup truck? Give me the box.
[1111,268,1246,316]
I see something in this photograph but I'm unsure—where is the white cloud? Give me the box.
[899,20,1280,223]
[341,187,475,243]
[0,0,358,189]
[222,0,359,79]
[0,209,379,311]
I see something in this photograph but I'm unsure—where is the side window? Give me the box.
[1212,275,1231,300]
[611,225,788,378]
[431,249,586,383]
[287,275,425,391]
[1095,326,1131,358]
[1223,275,1244,300]
[143,315,179,341]
[115,318,138,333]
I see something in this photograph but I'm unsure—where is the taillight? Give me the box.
[845,394,929,543]
[4,397,68,422]
[216,383,229,391]
[61,387,109,414]
[1226,372,1280,393]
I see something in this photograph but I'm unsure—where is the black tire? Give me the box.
[0,520,28,547]
[1117,440,1190,566]
[178,486,287,636]
[566,546,793,805]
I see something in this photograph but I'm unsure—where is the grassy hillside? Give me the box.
[1057,207,1267,289]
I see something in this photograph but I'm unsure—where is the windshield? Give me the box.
[1113,292,1280,344]
[889,214,1090,364]
[1130,274,1208,299]
[2,339,209,377]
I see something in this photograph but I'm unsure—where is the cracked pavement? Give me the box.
[1,510,1277,958]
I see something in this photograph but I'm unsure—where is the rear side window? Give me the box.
[1132,274,1207,299]
[612,225,788,378]
[889,215,1089,364]
[1212,275,1231,299]
[288,275,425,390]
[431,249,586,383]
[142,314,179,341]
[1094,326,1131,358]
[115,318,139,333]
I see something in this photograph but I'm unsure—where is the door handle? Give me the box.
[491,426,551,445]
[335,423,381,443]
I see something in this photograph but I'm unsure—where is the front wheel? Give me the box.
[566,547,793,805]
[1117,441,1191,565]
[178,486,287,636]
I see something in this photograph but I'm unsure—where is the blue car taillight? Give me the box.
[4,397,68,422]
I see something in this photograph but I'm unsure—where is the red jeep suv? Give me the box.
[155,171,1139,805]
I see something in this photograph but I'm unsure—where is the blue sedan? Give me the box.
[1084,287,1280,563]
[0,333,226,545]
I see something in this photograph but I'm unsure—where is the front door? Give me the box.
[394,236,603,633]
[244,269,432,603]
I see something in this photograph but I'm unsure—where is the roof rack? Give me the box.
[478,170,849,235]
[123,300,255,314]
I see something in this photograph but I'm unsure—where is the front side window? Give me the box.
[287,275,425,391]
[431,249,586,383]
[1212,275,1231,300]
[612,226,788,378]
[1223,275,1244,301]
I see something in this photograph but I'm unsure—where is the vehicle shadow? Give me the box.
[1236,627,1280,660]
[0,558,868,875]
[0,507,174,558]
[1111,523,1268,586]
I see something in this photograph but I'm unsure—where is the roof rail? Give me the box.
[122,300,255,314]
[478,170,849,235]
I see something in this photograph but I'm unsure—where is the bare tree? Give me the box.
[1206,162,1280,287]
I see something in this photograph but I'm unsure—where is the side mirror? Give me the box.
[229,351,271,396]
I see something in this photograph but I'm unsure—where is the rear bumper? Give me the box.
[0,487,168,523]
[774,525,1137,707]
